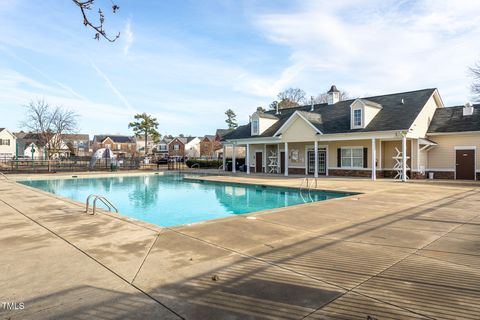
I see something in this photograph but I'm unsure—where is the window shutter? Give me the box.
[363,147,368,168]
[337,148,342,167]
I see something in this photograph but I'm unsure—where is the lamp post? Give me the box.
[15,141,18,169]
[31,145,36,170]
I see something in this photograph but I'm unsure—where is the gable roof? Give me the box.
[428,104,480,133]
[94,135,134,143]
[15,133,47,147]
[223,88,436,140]
[215,129,232,138]
[203,135,216,141]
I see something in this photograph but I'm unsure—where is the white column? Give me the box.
[284,142,289,176]
[246,144,250,174]
[232,144,236,173]
[263,144,267,173]
[222,145,226,171]
[402,134,407,182]
[314,141,318,178]
[371,138,376,181]
[277,144,280,174]
[378,139,382,170]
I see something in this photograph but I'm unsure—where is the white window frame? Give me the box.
[252,119,259,135]
[352,108,363,128]
[174,144,180,151]
[341,146,364,169]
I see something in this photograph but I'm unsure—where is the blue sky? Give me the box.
[1,0,480,136]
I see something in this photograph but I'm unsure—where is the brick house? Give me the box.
[199,135,221,158]
[168,137,201,159]
[93,135,136,158]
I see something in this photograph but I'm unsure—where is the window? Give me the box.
[0,139,10,146]
[117,144,121,150]
[174,144,180,150]
[341,147,363,168]
[252,119,259,135]
[353,109,362,127]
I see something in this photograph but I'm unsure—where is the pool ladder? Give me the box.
[299,177,318,203]
[85,194,118,215]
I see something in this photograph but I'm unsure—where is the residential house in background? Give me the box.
[223,85,480,180]
[15,132,45,159]
[15,132,71,159]
[200,135,223,159]
[214,128,245,160]
[0,128,16,160]
[184,137,201,158]
[92,135,136,158]
[168,136,201,159]
[152,137,172,159]
[135,135,157,155]
[62,134,90,157]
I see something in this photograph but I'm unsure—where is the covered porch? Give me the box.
[222,134,436,181]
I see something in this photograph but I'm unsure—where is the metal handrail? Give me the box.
[218,164,224,173]
[0,172,9,180]
[85,194,118,215]
[191,163,200,169]
[93,197,118,215]
[299,177,309,203]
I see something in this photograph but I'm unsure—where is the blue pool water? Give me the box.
[19,174,353,227]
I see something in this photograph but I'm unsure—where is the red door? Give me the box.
[255,152,263,173]
[456,149,475,180]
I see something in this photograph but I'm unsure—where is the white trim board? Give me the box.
[273,111,323,137]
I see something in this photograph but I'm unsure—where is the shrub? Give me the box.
[186,159,223,168]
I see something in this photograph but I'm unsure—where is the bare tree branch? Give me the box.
[72,0,120,42]
[470,62,480,101]
[22,100,79,159]
[315,89,350,104]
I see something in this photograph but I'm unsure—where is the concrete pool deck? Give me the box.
[1,172,480,319]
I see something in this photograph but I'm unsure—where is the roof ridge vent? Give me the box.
[401,98,405,104]
[463,102,474,116]
[310,96,314,111]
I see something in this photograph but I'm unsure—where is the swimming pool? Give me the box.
[19,174,353,227]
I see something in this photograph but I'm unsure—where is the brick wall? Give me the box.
[169,139,185,157]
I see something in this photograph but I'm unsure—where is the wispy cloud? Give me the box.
[89,60,136,113]
[123,19,134,55]
[254,0,480,104]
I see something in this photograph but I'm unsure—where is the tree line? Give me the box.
[224,86,349,129]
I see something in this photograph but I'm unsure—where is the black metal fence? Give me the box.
[0,158,143,174]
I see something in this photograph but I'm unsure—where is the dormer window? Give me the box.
[252,119,259,135]
[353,109,362,127]
[350,98,382,130]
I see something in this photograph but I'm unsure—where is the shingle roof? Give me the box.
[257,113,279,120]
[95,135,135,143]
[203,135,216,141]
[428,104,480,133]
[223,88,436,140]
[215,129,232,138]
[62,134,89,141]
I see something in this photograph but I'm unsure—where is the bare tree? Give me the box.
[470,62,480,101]
[314,88,350,104]
[277,88,306,109]
[22,100,79,159]
[72,0,120,42]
